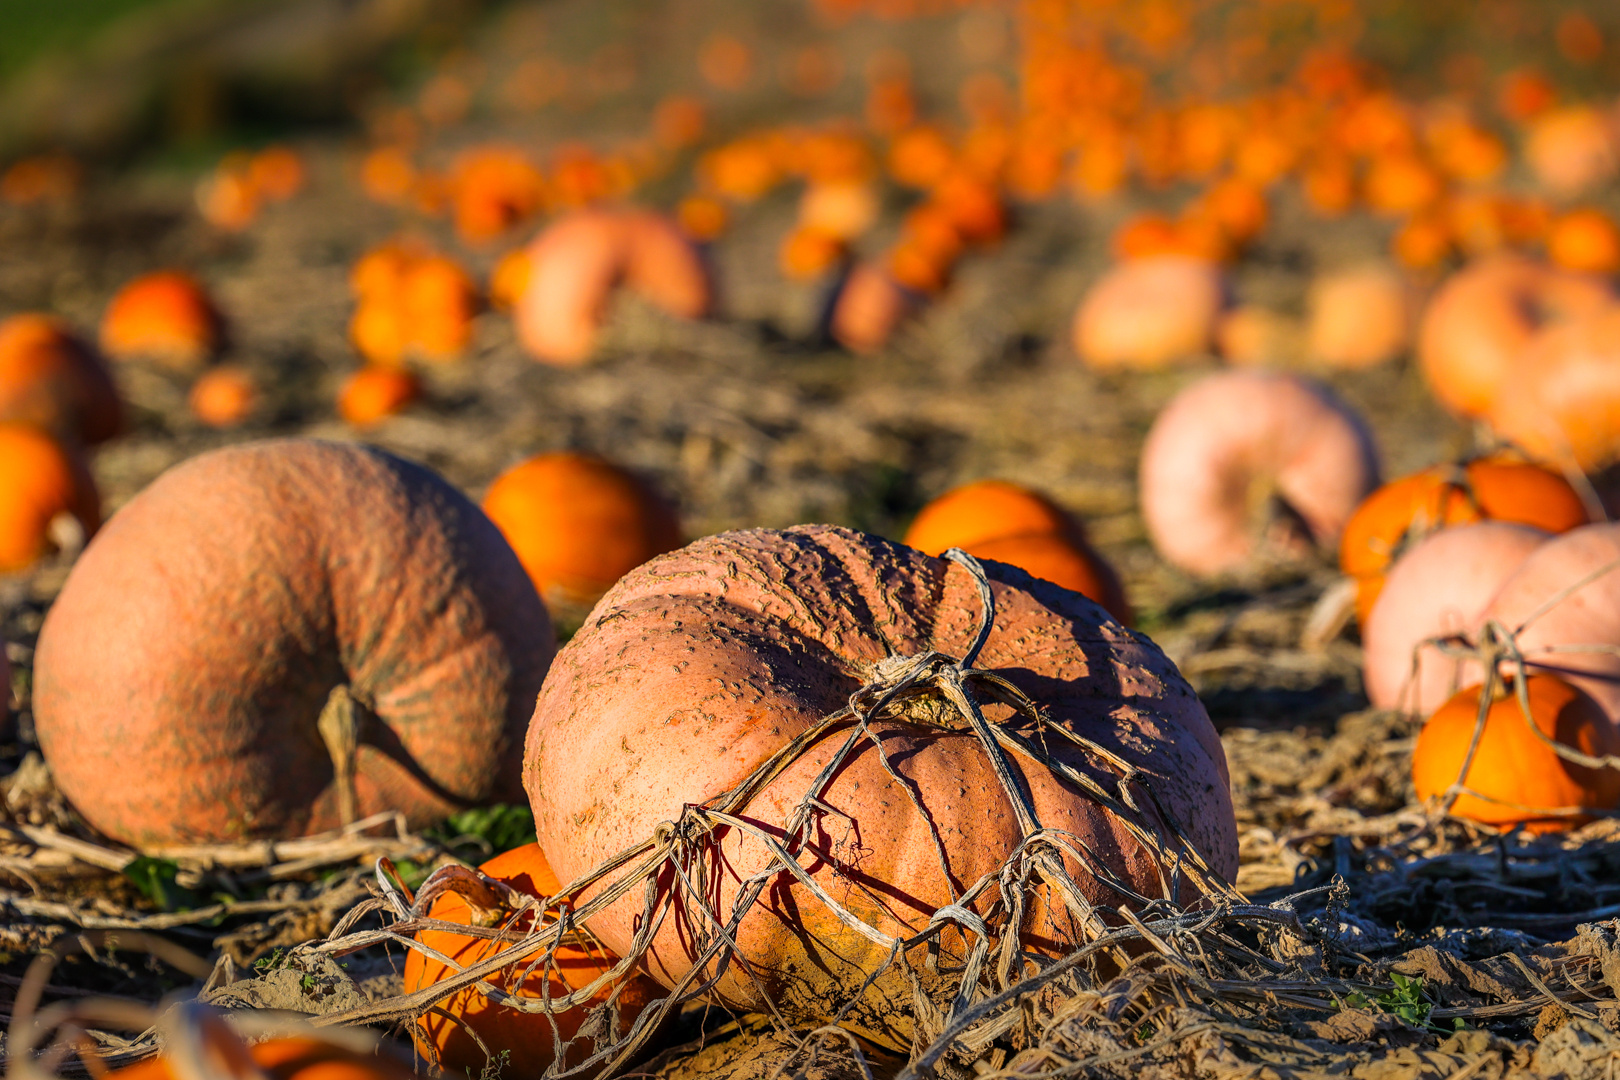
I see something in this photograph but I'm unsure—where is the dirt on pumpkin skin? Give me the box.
[4,0,1620,1076]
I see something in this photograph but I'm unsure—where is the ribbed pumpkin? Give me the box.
[482,451,681,613]
[404,843,663,1078]
[526,525,1237,1049]
[0,423,100,572]
[0,314,122,445]
[1339,456,1590,625]
[903,480,1130,623]
[1412,676,1620,833]
[1416,255,1613,419]
[33,440,554,846]
[1140,372,1379,577]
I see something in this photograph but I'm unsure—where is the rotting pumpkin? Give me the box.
[32,439,554,847]
[525,525,1238,1050]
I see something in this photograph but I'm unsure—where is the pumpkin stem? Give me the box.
[317,685,367,827]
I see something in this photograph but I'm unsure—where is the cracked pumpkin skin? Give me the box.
[525,525,1236,1049]
[33,439,555,847]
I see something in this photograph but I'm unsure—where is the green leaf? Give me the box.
[428,804,537,855]
[123,856,198,912]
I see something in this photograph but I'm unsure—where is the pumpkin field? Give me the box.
[8,0,1620,1077]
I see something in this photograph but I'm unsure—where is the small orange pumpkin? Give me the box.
[337,366,420,427]
[829,262,914,354]
[404,843,663,1078]
[1073,256,1225,370]
[0,313,122,445]
[1338,455,1591,625]
[903,483,1130,622]
[1305,263,1413,369]
[1547,208,1620,275]
[0,423,100,572]
[1412,676,1620,833]
[1524,106,1619,197]
[188,366,258,429]
[99,271,224,371]
[481,451,682,611]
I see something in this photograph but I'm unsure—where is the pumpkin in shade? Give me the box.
[338,366,419,427]
[482,451,681,612]
[1139,371,1379,577]
[1482,523,1620,723]
[902,480,1130,622]
[514,209,712,367]
[1339,456,1590,625]
[1305,264,1412,369]
[0,423,99,573]
[830,262,914,354]
[0,314,122,445]
[1073,257,1225,370]
[1361,522,1549,716]
[99,271,224,371]
[526,525,1237,1049]
[188,366,258,429]
[32,440,554,846]
[1412,676,1620,833]
[112,1035,416,1080]
[404,843,663,1078]
[1416,255,1614,419]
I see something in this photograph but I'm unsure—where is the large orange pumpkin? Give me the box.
[1416,255,1614,419]
[1412,676,1620,832]
[99,271,224,371]
[481,451,681,612]
[0,423,100,573]
[32,440,554,846]
[1338,456,1590,625]
[404,843,663,1077]
[0,314,122,445]
[902,480,1129,622]
[1139,372,1379,577]
[526,525,1238,1049]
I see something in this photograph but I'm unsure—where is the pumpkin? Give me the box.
[404,843,663,1077]
[1073,256,1225,370]
[902,480,1130,622]
[1215,306,1301,367]
[0,423,100,573]
[525,525,1237,1048]
[0,314,122,445]
[1139,371,1379,577]
[188,366,258,429]
[799,180,880,241]
[1547,208,1620,275]
[1483,523,1620,721]
[1361,522,1548,715]
[99,271,224,371]
[32,440,553,846]
[248,145,306,202]
[481,451,681,613]
[1363,154,1445,217]
[1416,254,1614,419]
[1524,106,1618,197]
[1411,676,1620,833]
[349,246,478,366]
[1339,456,1590,625]
[1489,307,1620,471]
[448,146,547,245]
[112,1035,417,1080]
[489,248,532,313]
[829,262,913,354]
[514,209,712,367]
[337,366,419,427]
[780,226,846,280]
[1305,263,1412,369]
